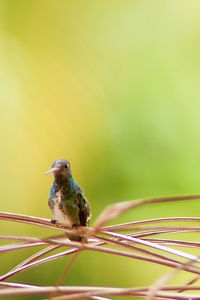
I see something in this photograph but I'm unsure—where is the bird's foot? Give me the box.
[51,219,57,224]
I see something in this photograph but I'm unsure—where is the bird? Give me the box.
[46,159,91,242]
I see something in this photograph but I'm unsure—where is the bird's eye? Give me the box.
[64,165,68,169]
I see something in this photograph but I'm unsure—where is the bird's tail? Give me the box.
[66,233,87,243]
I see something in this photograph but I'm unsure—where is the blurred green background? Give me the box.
[1,0,200,298]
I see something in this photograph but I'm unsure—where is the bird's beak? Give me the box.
[45,167,60,175]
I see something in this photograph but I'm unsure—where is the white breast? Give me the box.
[52,191,72,226]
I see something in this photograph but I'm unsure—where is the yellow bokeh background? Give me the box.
[1,1,200,298]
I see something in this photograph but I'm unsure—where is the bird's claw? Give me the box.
[51,219,57,224]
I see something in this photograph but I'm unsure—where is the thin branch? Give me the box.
[10,245,61,272]
[2,236,200,282]
[0,241,46,253]
[94,235,184,266]
[1,285,200,298]
[0,282,41,288]
[0,247,78,281]
[104,217,200,231]
[94,195,200,230]
[103,230,200,264]
[0,212,92,238]
[142,238,200,248]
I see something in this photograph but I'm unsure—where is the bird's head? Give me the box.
[46,159,72,177]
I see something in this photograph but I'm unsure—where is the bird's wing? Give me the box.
[74,180,83,193]
[48,183,58,209]
[50,184,55,198]
[76,191,91,226]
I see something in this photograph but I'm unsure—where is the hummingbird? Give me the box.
[46,159,91,242]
